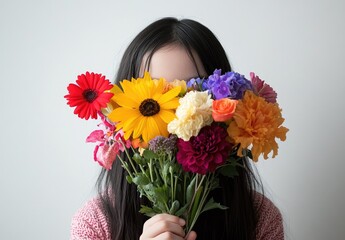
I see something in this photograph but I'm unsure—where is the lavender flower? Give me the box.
[204,69,223,99]
[187,77,205,91]
[225,72,253,99]
[148,135,177,155]
[203,70,253,100]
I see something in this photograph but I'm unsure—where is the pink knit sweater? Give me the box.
[71,194,284,239]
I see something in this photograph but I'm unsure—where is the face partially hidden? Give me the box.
[140,44,207,82]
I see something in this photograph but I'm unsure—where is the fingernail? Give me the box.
[179,218,186,226]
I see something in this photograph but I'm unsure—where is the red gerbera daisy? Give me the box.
[64,72,114,120]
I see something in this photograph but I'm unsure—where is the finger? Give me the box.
[155,231,185,240]
[186,231,197,240]
[142,220,185,238]
[144,213,185,229]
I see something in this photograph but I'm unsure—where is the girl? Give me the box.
[71,17,284,240]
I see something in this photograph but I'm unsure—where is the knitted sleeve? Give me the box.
[255,194,284,240]
[70,198,111,240]
[71,194,283,240]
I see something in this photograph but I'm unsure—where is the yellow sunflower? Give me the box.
[227,91,289,161]
[108,72,181,143]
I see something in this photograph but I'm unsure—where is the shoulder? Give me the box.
[253,192,284,240]
[70,197,111,240]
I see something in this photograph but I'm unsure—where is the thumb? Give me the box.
[186,231,197,240]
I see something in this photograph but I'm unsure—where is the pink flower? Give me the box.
[86,130,105,143]
[250,72,277,103]
[176,125,233,175]
[94,142,120,169]
[114,130,132,151]
[91,130,130,170]
[86,114,131,170]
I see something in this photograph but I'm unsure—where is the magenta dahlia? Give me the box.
[176,125,233,175]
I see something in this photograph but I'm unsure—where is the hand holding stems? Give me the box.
[140,214,197,240]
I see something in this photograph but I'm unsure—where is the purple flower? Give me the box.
[203,69,229,99]
[204,70,253,100]
[149,135,177,155]
[212,80,231,99]
[186,77,201,91]
[206,69,222,87]
[224,72,253,99]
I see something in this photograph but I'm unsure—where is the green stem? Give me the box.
[149,158,154,182]
[170,169,174,201]
[185,174,205,228]
[185,174,213,236]
[117,154,133,179]
[122,142,138,174]
[174,176,178,201]
[138,164,149,179]
[159,158,167,187]
[183,174,187,204]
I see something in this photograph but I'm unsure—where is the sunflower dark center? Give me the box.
[83,89,98,103]
[139,99,160,116]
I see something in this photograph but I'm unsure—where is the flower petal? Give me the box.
[157,86,181,104]
[160,98,180,109]
[146,117,161,142]
[158,109,176,123]
[133,116,147,139]
[108,107,137,123]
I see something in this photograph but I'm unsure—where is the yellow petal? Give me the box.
[137,72,153,98]
[153,115,169,137]
[122,110,142,130]
[112,93,139,108]
[110,84,123,94]
[108,107,137,122]
[157,86,181,104]
[158,109,176,123]
[152,78,164,99]
[141,128,148,144]
[146,117,160,142]
[118,81,143,104]
[124,127,133,140]
[160,98,180,110]
[133,116,147,139]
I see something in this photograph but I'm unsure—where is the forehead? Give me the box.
[143,44,206,82]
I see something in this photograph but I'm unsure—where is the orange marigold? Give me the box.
[227,91,288,161]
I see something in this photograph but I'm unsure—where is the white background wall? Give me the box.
[1,0,344,239]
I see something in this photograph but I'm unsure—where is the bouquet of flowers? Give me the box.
[65,70,288,234]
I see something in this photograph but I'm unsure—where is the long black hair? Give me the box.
[97,17,263,240]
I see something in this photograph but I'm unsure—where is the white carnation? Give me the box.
[168,91,213,141]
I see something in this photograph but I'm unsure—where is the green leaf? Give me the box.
[132,152,143,164]
[175,203,189,217]
[186,176,196,204]
[152,205,164,213]
[132,174,150,185]
[143,149,158,159]
[125,175,132,184]
[169,200,180,215]
[190,186,203,221]
[201,197,228,214]
[162,164,169,180]
[139,205,156,217]
[153,186,168,203]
